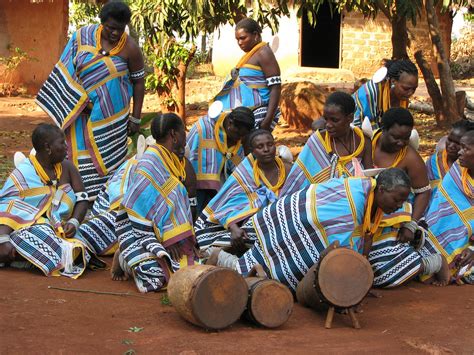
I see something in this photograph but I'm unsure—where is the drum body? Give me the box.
[245,277,294,328]
[296,248,373,309]
[168,265,248,330]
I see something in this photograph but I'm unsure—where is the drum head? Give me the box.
[249,280,293,328]
[191,267,248,330]
[318,248,373,308]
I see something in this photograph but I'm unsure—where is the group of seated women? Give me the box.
[0,25,472,293]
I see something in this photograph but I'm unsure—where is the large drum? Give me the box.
[244,277,294,328]
[296,247,373,327]
[168,265,248,330]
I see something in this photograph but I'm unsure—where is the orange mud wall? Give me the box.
[0,0,68,94]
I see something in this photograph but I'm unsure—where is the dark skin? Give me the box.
[223,115,252,148]
[100,17,145,136]
[183,157,197,222]
[445,128,466,165]
[0,131,88,263]
[235,28,281,131]
[324,104,373,169]
[389,72,418,108]
[374,124,431,242]
[229,133,291,252]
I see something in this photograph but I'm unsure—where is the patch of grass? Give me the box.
[0,156,14,186]
[160,293,172,306]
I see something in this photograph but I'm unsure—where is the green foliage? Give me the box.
[0,44,36,72]
[69,1,100,36]
[160,293,172,306]
[127,326,144,333]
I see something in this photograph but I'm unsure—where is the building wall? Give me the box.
[212,8,452,80]
[0,0,68,93]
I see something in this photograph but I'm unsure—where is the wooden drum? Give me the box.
[167,265,248,330]
[244,277,294,328]
[296,247,374,309]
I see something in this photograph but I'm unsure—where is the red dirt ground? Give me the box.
[0,95,472,354]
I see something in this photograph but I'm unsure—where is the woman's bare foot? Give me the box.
[205,247,222,266]
[111,249,128,281]
[432,255,450,286]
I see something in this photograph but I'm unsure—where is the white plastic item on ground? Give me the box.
[136,135,146,159]
[361,116,373,138]
[208,100,223,119]
[277,145,293,163]
[13,151,27,167]
[409,129,420,151]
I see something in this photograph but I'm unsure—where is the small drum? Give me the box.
[244,277,294,328]
[296,246,374,328]
[167,265,248,330]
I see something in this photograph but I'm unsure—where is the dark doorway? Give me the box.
[300,2,341,68]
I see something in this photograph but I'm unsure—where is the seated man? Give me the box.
[195,129,291,256]
[0,124,90,278]
[208,168,446,291]
[186,106,255,215]
[420,130,474,285]
[111,113,196,293]
[280,91,372,197]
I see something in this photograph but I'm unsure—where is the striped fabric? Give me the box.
[280,128,365,197]
[420,162,473,280]
[0,159,89,278]
[368,203,421,288]
[78,158,137,255]
[36,25,133,199]
[237,177,375,291]
[195,155,278,250]
[426,150,449,197]
[117,145,196,293]
[186,114,245,191]
[214,65,280,129]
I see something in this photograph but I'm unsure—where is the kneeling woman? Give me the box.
[196,129,291,257]
[111,113,196,293]
[0,124,90,278]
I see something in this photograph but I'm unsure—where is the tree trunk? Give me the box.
[414,50,447,127]
[175,45,197,125]
[391,14,409,59]
[424,0,459,125]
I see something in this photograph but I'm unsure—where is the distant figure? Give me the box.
[36,2,145,200]
[353,59,418,130]
[213,18,281,131]
[0,124,90,278]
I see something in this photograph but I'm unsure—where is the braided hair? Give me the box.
[385,59,418,81]
[32,123,64,152]
[381,107,414,131]
[325,91,356,115]
[452,119,474,133]
[151,113,184,141]
[235,18,262,34]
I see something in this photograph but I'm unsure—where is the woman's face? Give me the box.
[458,136,474,171]
[375,185,410,215]
[446,128,464,161]
[252,133,276,164]
[381,124,412,153]
[101,17,127,44]
[391,72,418,102]
[47,132,68,164]
[324,104,352,138]
[235,28,259,52]
[171,126,187,159]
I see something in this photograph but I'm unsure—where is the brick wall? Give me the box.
[341,9,452,78]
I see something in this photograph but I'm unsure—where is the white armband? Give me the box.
[266,76,281,86]
[130,68,145,80]
[0,234,10,244]
[412,185,431,194]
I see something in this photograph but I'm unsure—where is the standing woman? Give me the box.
[36,2,145,200]
[353,59,418,130]
[214,18,281,131]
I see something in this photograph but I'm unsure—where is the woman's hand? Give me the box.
[229,223,248,252]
